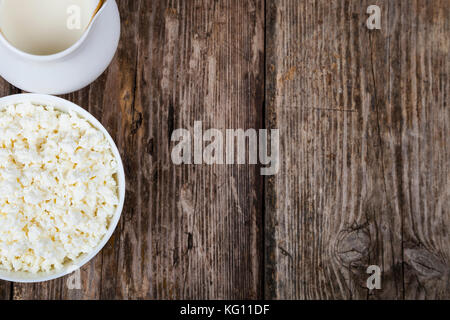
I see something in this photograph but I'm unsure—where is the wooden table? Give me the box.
[0,0,448,300]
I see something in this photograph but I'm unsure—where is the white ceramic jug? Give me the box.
[0,0,120,94]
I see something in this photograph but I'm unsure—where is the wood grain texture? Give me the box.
[265,0,449,300]
[0,0,448,300]
[3,0,265,300]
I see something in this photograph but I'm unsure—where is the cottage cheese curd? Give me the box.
[0,102,119,273]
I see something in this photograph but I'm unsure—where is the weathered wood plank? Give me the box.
[104,0,265,299]
[385,0,449,300]
[10,0,264,299]
[265,0,449,299]
[0,284,10,300]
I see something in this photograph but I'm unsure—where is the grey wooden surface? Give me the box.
[265,0,449,299]
[0,0,448,299]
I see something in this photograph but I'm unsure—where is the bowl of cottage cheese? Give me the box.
[0,94,125,282]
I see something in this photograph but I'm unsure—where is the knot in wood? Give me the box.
[335,227,370,267]
[405,247,447,279]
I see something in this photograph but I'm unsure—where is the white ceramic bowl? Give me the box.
[0,94,125,283]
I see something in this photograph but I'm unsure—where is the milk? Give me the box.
[0,0,99,55]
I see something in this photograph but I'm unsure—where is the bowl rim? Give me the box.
[0,93,125,283]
